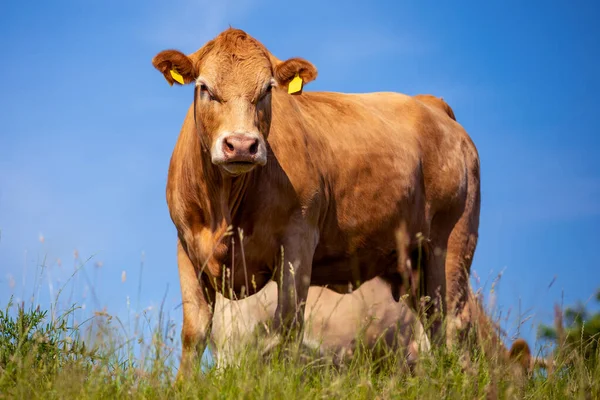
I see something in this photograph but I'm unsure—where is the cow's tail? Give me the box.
[413,94,457,121]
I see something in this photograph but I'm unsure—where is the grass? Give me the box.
[1,252,599,399]
[0,293,599,399]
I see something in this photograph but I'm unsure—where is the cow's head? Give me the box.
[152,29,318,176]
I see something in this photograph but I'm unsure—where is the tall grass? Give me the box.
[1,253,598,399]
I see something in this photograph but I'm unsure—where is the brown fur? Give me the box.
[413,94,457,121]
[152,28,531,380]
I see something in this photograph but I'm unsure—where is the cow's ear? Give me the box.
[273,57,317,94]
[152,50,198,86]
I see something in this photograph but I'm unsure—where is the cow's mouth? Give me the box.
[222,161,256,175]
[229,161,254,165]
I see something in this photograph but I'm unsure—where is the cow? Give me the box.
[151,28,531,380]
[210,277,430,370]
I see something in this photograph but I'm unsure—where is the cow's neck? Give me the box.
[217,172,249,225]
[203,160,252,233]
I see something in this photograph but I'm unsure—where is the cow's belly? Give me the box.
[312,215,407,291]
[311,250,398,291]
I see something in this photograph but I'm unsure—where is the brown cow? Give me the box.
[210,277,430,370]
[152,28,529,379]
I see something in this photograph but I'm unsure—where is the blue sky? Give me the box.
[1,0,599,354]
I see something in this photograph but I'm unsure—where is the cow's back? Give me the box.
[269,90,471,220]
[265,90,475,286]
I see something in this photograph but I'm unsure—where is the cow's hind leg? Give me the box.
[446,210,530,361]
[443,154,481,351]
[425,170,479,347]
[176,240,215,382]
[421,184,478,371]
[443,210,479,349]
[444,206,521,368]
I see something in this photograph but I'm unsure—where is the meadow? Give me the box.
[1,259,598,400]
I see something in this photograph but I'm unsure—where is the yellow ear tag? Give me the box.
[170,69,185,85]
[288,73,303,94]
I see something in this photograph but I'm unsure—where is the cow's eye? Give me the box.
[199,84,216,102]
[258,84,273,102]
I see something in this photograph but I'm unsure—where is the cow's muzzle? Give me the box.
[211,132,267,174]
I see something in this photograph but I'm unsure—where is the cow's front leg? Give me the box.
[176,240,215,382]
[273,223,318,343]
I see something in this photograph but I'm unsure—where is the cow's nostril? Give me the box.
[249,140,258,155]
[225,139,235,152]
